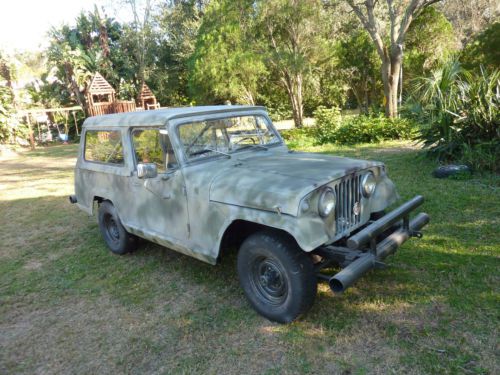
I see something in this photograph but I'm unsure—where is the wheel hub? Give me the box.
[252,258,287,304]
[105,215,120,242]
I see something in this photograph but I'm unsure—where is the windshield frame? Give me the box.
[171,110,284,166]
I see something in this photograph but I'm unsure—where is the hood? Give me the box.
[209,151,382,216]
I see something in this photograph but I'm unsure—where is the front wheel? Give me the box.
[237,231,317,323]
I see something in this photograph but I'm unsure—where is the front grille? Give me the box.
[334,174,362,236]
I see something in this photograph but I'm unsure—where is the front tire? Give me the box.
[98,201,137,255]
[237,231,317,323]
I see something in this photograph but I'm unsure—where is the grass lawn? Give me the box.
[0,141,498,374]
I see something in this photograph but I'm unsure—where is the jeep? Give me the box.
[70,105,429,323]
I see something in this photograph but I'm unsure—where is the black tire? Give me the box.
[98,201,137,255]
[237,231,317,323]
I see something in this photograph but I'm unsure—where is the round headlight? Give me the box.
[318,188,336,217]
[361,172,376,197]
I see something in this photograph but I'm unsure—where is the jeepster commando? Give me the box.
[70,105,429,323]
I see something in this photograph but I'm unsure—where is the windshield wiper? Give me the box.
[236,144,268,151]
[189,148,231,158]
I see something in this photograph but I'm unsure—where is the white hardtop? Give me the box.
[83,105,265,128]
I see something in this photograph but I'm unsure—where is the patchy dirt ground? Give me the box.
[0,143,498,374]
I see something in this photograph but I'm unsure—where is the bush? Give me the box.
[407,60,499,172]
[0,85,13,142]
[280,127,315,149]
[312,106,417,145]
[312,106,342,144]
[265,102,293,122]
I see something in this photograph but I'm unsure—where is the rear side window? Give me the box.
[84,130,124,165]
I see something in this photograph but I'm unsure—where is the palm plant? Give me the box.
[407,60,499,171]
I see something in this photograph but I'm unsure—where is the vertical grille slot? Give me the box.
[335,174,362,236]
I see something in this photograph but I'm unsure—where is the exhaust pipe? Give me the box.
[329,212,430,293]
[69,195,77,204]
[329,253,375,293]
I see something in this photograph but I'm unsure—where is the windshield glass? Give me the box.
[178,115,281,161]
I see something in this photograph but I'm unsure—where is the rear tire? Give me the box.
[237,231,317,323]
[98,201,137,255]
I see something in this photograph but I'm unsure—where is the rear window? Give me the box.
[84,130,124,165]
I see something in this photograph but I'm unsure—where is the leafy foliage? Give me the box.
[312,107,417,145]
[337,30,380,113]
[408,60,500,171]
[405,7,458,80]
[189,0,266,104]
[0,85,13,142]
[311,106,342,144]
[461,22,500,71]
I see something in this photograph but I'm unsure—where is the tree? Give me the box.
[124,0,156,86]
[346,0,443,118]
[337,30,380,113]
[46,8,141,111]
[405,6,457,80]
[154,0,208,105]
[438,0,499,45]
[461,22,500,70]
[259,0,331,127]
[189,0,267,104]
[0,52,15,142]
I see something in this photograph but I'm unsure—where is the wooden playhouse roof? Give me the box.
[138,83,155,99]
[87,72,115,95]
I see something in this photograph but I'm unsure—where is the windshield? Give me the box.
[178,115,281,161]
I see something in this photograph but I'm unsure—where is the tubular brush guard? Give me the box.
[315,195,429,294]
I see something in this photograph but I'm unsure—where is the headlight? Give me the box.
[361,172,376,197]
[318,188,336,217]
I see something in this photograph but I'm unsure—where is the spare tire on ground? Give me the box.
[433,165,471,178]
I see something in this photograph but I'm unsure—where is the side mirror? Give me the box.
[137,163,158,179]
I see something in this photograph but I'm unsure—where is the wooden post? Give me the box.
[36,118,41,142]
[26,114,35,150]
[72,111,79,136]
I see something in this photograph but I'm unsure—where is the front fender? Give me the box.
[212,202,330,256]
[370,174,399,212]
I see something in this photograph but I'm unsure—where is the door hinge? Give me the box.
[187,223,191,235]
[182,186,187,196]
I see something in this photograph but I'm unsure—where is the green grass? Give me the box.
[0,141,498,374]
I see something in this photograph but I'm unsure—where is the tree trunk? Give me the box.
[64,62,87,116]
[283,72,304,128]
[381,45,403,118]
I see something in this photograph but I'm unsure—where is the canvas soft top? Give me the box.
[82,105,265,128]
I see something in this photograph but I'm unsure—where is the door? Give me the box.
[122,127,189,242]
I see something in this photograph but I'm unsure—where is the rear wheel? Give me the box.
[237,231,317,323]
[98,201,137,255]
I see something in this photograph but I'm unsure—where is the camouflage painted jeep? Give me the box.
[70,105,429,323]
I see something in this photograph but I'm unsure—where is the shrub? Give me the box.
[0,85,13,142]
[280,127,315,149]
[312,106,342,144]
[266,102,293,122]
[407,60,499,172]
[312,106,417,145]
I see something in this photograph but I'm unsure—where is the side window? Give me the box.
[84,130,124,165]
[132,128,178,173]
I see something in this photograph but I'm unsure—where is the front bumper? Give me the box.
[316,195,429,293]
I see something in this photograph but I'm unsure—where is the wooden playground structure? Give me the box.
[19,72,160,149]
[137,83,160,110]
[85,72,159,116]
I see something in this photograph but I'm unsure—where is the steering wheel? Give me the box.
[235,137,256,145]
[189,149,213,156]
